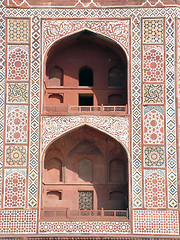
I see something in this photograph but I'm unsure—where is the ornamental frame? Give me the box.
[0,3,178,235]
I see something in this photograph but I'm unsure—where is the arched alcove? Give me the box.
[48,66,63,87]
[78,158,93,182]
[47,191,62,201]
[44,30,127,111]
[109,158,125,183]
[44,157,62,182]
[43,147,63,183]
[48,94,63,104]
[108,66,124,87]
[41,125,128,219]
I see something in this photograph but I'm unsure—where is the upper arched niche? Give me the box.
[43,30,128,110]
[45,30,128,64]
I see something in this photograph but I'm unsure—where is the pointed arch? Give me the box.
[42,121,130,159]
[43,26,129,60]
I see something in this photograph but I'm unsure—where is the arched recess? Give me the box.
[109,158,126,183]
[48,66,63,87]
[108,66,124,87]
[43,29,128,110]
[43,147,63,183]
[41,125,129,218]
[78,158,93,182]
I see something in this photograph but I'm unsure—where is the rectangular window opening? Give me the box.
[79,94,93,106]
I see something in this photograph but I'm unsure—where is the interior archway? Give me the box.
[41,125,128,219]
[44,30,127,111]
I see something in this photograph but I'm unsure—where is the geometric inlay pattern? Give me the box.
[7,45,29,81]
[144,106,164,144]
[179,20,180,106]
[144,146,165,167]
[133,210,179,235]
[5,145,27,166]
[166,15,178,208]
[143,19,164,44]
[131,10,142,208]
[42,20,130,56]
[178,48,180,83]
[178,19,180,105]
[179,48,180,78]
[144,169,166,208]
[143,45,164,82]
[143,84,164,104]
[0,0,6,206]
[28,15,40,208]
[4,169,26,208]
[6,105,28,143]
[0,210,37,233]
[39,221,131,234]
[42,116,130,152]
[178,50,180,101]
[7,83,28,103]
[178,19,180,47]
[7,19,29,43]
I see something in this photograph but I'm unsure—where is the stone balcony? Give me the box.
[43,105,128,116]
[41,208,129,221]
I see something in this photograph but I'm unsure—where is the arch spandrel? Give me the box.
[41,116,130,156]
[42,20,130,58]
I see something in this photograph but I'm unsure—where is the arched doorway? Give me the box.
[43,30,127,112]
[41,125,128,219]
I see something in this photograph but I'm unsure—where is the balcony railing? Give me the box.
[42,208,128,220]
[44,105,128,115]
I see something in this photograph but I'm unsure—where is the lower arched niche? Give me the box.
[41,125,128,220]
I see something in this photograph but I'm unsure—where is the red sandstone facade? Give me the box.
[0,0,180,239]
